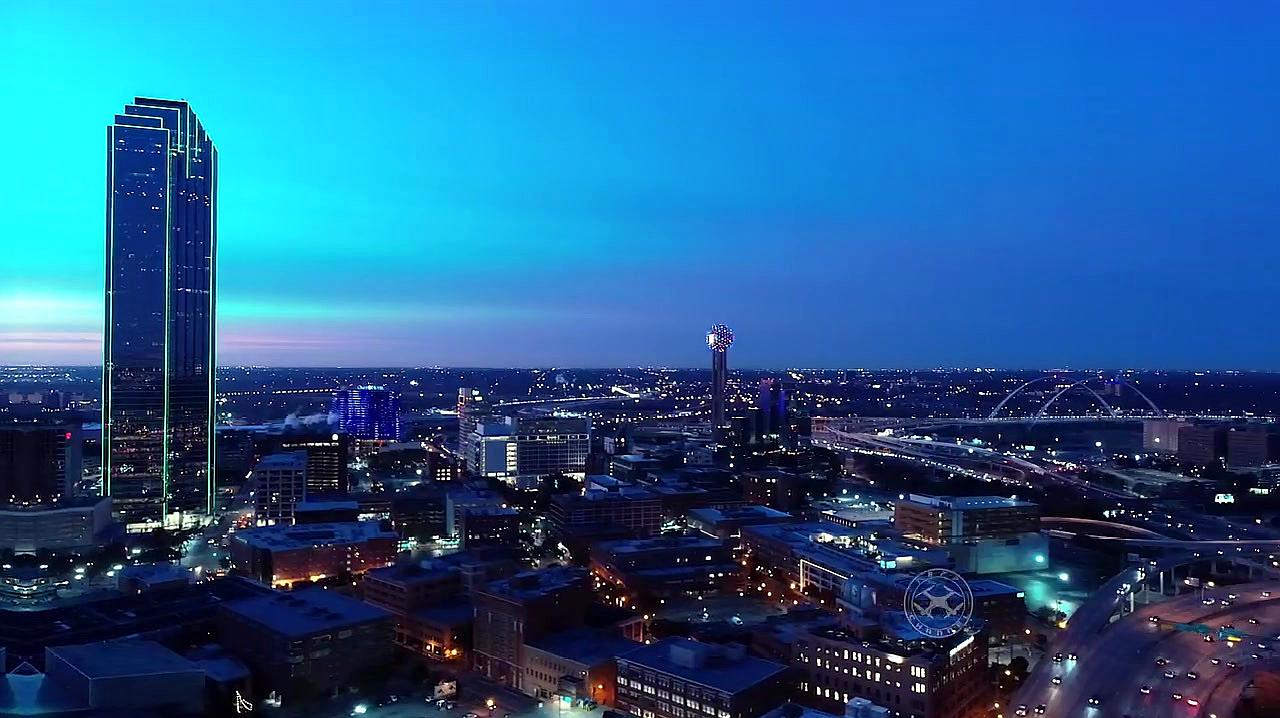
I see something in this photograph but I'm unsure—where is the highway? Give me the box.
[1014,579,1280,717]
[817,429,1132,500]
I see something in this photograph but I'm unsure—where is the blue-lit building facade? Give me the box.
[332,386,402,441]
[103,98,217,530]
[758,377,790,445]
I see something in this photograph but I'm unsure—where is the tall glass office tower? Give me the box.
[104,98,217,529]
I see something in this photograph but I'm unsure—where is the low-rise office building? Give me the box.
[615,638,790,718]
[757,612,987,718]
[228,521,398,587]
[252,451,309,526]
[894,495,1046,574]
[590,535,738,608]
[362,550,519,662]
[523,626,639,704]
[0,496,112,554]
[473,567,593,690]
[217,588,393,700]
[40,640,206,715]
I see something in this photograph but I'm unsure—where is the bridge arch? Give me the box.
[1112,378,1165,417]
[986,376,1061,419]
[1034,380,1117,420]
[989,374,1165,419]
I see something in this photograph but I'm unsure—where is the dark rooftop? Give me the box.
[221,588,391,637]
[618,638,787,693]
[527,627,639,667]
[47,640,200,679]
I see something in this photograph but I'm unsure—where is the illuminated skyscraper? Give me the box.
[456,387,493,473]
[706,324,733,427]
[104,98,217,529]
[331,386,401,441]
[757,377,790,444]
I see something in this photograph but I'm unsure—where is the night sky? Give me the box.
[2,3,1278,368]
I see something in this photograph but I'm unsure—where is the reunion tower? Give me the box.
[706,323,734,427]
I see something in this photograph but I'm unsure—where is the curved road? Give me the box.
[1015,578,1280,717]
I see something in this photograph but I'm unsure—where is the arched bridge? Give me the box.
[987,375,1165,421]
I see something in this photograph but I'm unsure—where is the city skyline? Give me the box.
[4,3,1280,369]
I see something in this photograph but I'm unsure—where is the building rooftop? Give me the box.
[0,495,109,514]
[688,505,793,525]
[480,566,587,601]
[618,638,787,693]
[117,563,192,585]
[295,500,360,512]
[613,454,659,464]
[366,548,517,587]
[741,520,856,546]
[47,640,200,679]
[527,627,640,667]
[905,494,1036,510]
[968,579,1024,597]
[464,506,520,517]
[221,587,391,637]
[365,560,459,587]
[560,487,660,504]
[410,600,475,627]
[0,576,273,661]
[231,520,394,550]
[595,535,725,555]
[255,451,307,471]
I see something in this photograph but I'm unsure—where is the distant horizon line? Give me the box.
[3,364,1277,375]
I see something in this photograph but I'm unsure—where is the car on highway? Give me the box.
[1163,670,1176,679]
[1014,705,1028,716]
[1155,657,1168,666]
[1051,676,1062,685]
[1227,661,1240,669]
[1149,615,1160,623]
[1186,671,1198,680]
[1034,706,1046,715]
[1264,591,1273,598]
[1068,652,1078,661]
[1052,653,1064,663]
[1211,658,1221,665]
[1139,685,1151,695]
[1187,698,1201,707]
[1250,617,1260,625]
[1088,696,1101,707]
[1172,692,1183,701]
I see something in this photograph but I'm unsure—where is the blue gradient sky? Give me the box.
[3,3,1279,368]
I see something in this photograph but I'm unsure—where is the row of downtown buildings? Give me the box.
[241,486,1022,718]
[201,478,1033,716]
[1,409,1036,717]
[3,96,1029,715]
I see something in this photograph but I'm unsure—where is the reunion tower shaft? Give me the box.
[707,324,734,427]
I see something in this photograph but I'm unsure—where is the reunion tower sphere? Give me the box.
[706,323,734,352]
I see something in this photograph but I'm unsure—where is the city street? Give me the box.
[299,684,608,718]
[1014,578,1280,717]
